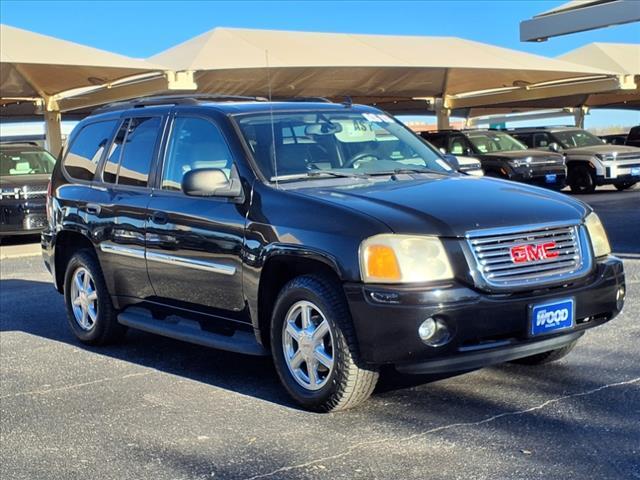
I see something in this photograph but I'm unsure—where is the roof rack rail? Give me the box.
[272,96,334,103]
[93,94,266,114]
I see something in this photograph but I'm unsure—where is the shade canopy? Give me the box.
[0,24,161,100]
[452,43,640,114]
[147,27,616,100]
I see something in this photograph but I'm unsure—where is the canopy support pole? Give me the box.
[42,97,63,155]
[435,98,451,130]
[573,106,589,129]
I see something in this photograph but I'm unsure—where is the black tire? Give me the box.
[510,339,579,365]
[614,182,637,191]
[568,165,596,194]
[270,274,379,412]
[63,249,126,345]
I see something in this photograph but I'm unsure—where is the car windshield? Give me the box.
[0,147,55,176]
[236,111,452,181]
[552,130,604,149]
[466,132,527,153]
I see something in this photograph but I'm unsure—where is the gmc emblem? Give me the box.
[510,242,559,264]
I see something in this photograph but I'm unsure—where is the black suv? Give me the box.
[511,127,640,193]
[1,142,55,238]
[421,129,566,189]
[42,96,625,412]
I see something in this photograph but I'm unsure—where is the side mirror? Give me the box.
[442,154,460,170]
[463,147,473,156]
[548,142,561,153]
[181,167,242,198]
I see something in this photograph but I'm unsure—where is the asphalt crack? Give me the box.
[245,377,640,480]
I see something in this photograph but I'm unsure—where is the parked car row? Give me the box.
[422,126,640,194]
[599,125,640,148]
[0,142,54,240]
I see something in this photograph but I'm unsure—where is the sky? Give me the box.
[1,0,639,129]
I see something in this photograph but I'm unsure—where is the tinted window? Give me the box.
[0,147,55,177]
[64,121,117,180]
[238,111,450,181]
[466,132,527,153]
[449,135,468,155]
[103,120,129,183]
[553,130,603,149]
[117,117,161,187]
[162,117,233,191]
[533,133,551,148]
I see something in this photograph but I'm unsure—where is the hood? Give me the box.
[478,149,562,161]
[0,174,50,188]
[564,144,640,155]
[294,175,588,237]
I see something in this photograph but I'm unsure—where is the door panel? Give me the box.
[146,115,247,317]
[92,115,163,301]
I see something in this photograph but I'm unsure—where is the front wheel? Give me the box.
[510,339,579,365]
[568,165,596,193]
[270,275,379,412]
[614,182,637,191]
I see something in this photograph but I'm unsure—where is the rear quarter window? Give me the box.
[64,120,118,181]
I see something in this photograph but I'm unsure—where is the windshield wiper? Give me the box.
[270,170,367,182]
[364,167,447,176]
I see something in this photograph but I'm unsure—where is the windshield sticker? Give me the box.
[335,119,376,142]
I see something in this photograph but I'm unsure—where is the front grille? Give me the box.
[466,223,591,291]
[529,157,563,166]
[616,152,640,161]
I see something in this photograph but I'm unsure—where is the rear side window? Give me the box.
[101,117,162,187]
[161,117,233,191]
[64,120,117,181]
[118,117,162,187]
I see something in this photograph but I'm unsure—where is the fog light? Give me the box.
[418,317,451,347]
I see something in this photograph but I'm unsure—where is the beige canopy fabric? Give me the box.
[148,27,616,99]
[0,24,162,99]
[457,43,640,113]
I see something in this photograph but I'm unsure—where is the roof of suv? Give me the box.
[508,127,583,134]
[90,95,376,117]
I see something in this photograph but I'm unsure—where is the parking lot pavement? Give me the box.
[1,187,638,480]
[573,186,640,257]
[0,259,639,479]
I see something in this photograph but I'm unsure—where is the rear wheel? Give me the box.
[63,250,126,345]
[270,275,379,412]
[614,182,637,191]
[568,165,596,193]
[510,339,579,365]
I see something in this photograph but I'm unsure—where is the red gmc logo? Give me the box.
[510,242,559,264]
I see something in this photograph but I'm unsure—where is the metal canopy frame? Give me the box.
[520,0,640,42]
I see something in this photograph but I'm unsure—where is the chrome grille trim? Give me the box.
[465,221,593,291]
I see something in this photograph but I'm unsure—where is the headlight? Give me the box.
[595,153,616,162]
[585,212,611,257]
[359,234,454,283]
[509,157,532,168]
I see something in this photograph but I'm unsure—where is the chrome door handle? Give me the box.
[86,203,101,215]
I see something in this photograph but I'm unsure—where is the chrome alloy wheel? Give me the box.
[282,300,335,391]
[70,267,98,331]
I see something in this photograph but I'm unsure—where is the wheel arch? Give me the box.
[253,246,345,350]
[54,229,96,293]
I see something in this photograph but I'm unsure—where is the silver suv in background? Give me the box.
[511,127,640,193]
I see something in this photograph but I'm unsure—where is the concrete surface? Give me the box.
[1,187,638,480]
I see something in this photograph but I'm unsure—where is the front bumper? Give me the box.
[344,256,624,373]
[0,200,46,236]
[510,164,567,188]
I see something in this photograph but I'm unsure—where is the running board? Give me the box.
[117,309,268,356]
